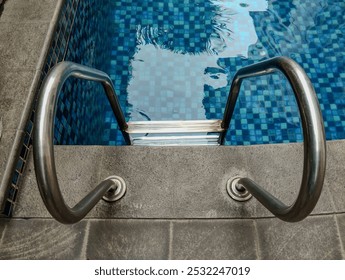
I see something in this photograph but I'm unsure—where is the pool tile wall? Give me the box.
[53,0,119,145]
[23,0,119,147]
[95,0,344,146]
[249,0,345,143]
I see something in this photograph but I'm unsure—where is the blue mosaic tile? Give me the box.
[51,0,345,146]
[52,0,119,145]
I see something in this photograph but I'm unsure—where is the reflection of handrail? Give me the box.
[33,62,129,224]
[220,57,326,222]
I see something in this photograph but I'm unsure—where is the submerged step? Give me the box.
[126,120,224,134]
[126,120,224,146]
[131,134,221,146]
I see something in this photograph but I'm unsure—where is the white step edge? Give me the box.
[126,119,224,134]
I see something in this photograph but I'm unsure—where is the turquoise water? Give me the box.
[54,0,345,145]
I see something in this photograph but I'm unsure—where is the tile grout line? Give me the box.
[326,145,342,215]
[326,177,338,214]
[252,219,262,260]
[168,221,173,260]
[0,222,8,245]
[80,220,91,260]
[333,214,345,260]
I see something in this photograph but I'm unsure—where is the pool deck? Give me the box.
[0,0,345,260]
[1,142,345,259]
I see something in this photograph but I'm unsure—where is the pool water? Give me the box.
[54,0,345,146]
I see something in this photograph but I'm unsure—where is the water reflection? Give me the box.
[126,0,268,121]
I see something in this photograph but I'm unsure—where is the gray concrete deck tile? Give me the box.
[13,146,103,218]
[0,218,88,259]
[86,219,170,259]
[335,214,345,259]
[256,215,343,260]
[326,141,345,212]
[171,219,257,260]
[97,146,262,219]
[0,70,36,130]
[169,147,257,218]
[0,22,49,71]
[0,0,58,23]
[244,143,334,217]
[94,147,175,218]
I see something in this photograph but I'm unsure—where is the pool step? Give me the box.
[126,120,224,146]
[131,134,221,146]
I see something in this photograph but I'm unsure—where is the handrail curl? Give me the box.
[221,57,326,222]
[33,62,129,224]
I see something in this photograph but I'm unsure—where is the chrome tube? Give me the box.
[221,57,326,222]
[33,62,129,224]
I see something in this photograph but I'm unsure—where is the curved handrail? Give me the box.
[33,62,129,224]
[221,57,326,222]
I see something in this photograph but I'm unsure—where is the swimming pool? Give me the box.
[53,0,345,146]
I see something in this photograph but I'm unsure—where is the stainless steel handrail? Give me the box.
[34,58,325,223]
[221,56,326,222]
[33,62,130,224]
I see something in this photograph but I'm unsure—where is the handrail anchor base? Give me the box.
[102,176,127,202]
[227,177,252,202]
